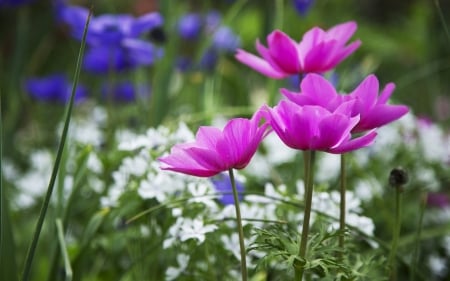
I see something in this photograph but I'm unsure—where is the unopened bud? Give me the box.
[389,167,408,191]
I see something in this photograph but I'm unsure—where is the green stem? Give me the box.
[228,169,247,281]
[410,192,427,281]
[56,219,72,281]
[20,8,92,281]
[339,154,346,251]
[387,186,403,279]
[295,150,316,281]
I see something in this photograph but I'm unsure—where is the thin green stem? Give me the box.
[434,0,450,46]
[228,168,247,281]
[339,154,346,250]
[410,192,427,281]
[295,150,316,281]
[20,8,92,281]
[56,219,72,281]
[387,186,403,279]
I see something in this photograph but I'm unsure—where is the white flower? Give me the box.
[165,253,190,281]
[179,218,218,243]
[428,254,448,277]
[164,218,218,248]
[316,153,341,182]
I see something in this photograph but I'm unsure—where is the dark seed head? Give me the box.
[389,167,408,190]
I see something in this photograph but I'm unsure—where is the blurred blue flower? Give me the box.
[211,173,244,205]
[0,0,35,7]
[83,40,162,74]
[25,74,87,104]
[293,0,315,16]
[59,5,163,45]
[212,26,241,52]
[199,47,218,71]
[204,10,221,34]
[177,13,202,40]
[101,81,150,103]
[58,5,164,73]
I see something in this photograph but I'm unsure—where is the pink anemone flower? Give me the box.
[281,73,409,133]
[159,110,271,177]
[264,100,377,154]
[235,21,361,79]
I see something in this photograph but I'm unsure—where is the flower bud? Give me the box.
[389,167,408,191]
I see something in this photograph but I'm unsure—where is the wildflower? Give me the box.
[264,100,376,153]
[211,173,244,205]
[0,0,35,7]
[177,13,202,40]
[25,74,87,104]
[293,0,315,16]
[235,21,361,78]
[212,26,241,52]
[59,5,164,73]
[101,81,150,102]
[427,193,450,209]
[159,110,270,177]
[281,73,409,132]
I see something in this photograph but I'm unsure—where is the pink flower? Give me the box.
[281,73,409,132]
[235,21,361,79]
[159,111,270,177]
[264,100,376,154]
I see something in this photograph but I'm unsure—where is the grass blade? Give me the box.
[0,94,19,281]
[20,7,93,281]
[56,219,72,281]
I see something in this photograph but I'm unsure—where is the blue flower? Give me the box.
[58,5,164,73]
[101,81,150,103]
[211,173,244,205]
[83,40,162,74]
[177,13,202,40]
[212,26,241,52]
[25,74,87,104]
[293,0,315,16]
[0,0,35,7]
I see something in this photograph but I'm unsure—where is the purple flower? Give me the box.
[59,5,164,73]
[427,192,450,209]
[177,13,202,40]
[159,110,271,177]
[212,26,241,52]
[101,81,150,102]
[235,21,361,78]
[211,173,244,205]
[204,10,222,34]
[281,74,409,132]
[83,40,162,74]
[59,5,163,45]
[264,100,377,154]
[293,0,315,16]
[0,0,35,7]
[25,74,87,104]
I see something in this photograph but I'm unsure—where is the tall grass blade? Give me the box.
[0,93,19,281]
[20,7,93,281]
[56,219,73,281]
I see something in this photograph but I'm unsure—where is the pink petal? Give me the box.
[315,114,354,150]
[302,41,331,72]
[326,21,358,44]
[196,126,222,149]
[235,49,287,79]
[353,104,409,132]
[329,130,377,154]
[298,27,326,59]
[267,30,300,74]
[280,88,317,106]
[351,75,379,113]
[322,40,361,70]
[377,82,396,104]
[300,74,338,104]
